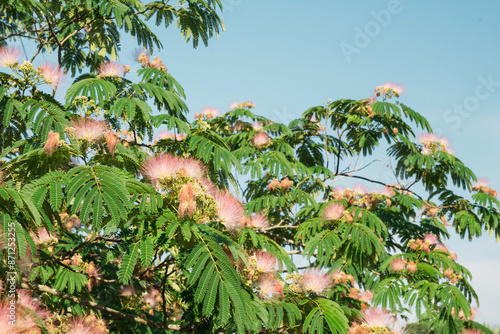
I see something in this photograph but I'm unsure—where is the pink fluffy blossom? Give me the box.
[98,61,124,77]
[300,268,332,294]
[30,227,57,245]
[38,62,64,88]
[106,131,117,157]
[134,48,150,66]
[198,177,216,195]
[423,233,439,245]
[202,106,219,119]
[120,284,137,297]
[0,45,21,67]
[323,202,345,221]
[43,131,60,156]
[390,258,407,272]
[250,213,269,230]
[68,315,107,334]
[258,274,279,299]
[141,154,179,186]
[362,307,394,329]
[252,251,278,273]
[214,190,245,230]
[252,122,263,130]
[252,132,271,148]
[67,118,108,142]
[17,289,51,319]
[353,184,367,196]
[360,290,374,302]
[179,182,196,218]
[376,81,405,96]
[267,178,281,190]
[280,177,293,189]
[407,261,417,274]
[178,157,206,179]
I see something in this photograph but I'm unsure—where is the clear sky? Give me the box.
[35,0,500,327]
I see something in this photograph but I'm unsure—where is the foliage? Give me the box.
[0,1,498,334]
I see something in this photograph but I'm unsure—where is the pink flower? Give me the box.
[106,131,117,157]
[87,261,102,292]
[38,62,64,89]
[258,274,279,299]
[280,177,293,189]
[332,186,346,200]
[17,289,51,319]
[300,268,332,294]
[377,81,405,96]
[141,154,179,186]
[198,177,216,195]
[407,261,417,273]
[30,227,57,245]
[461,330,483,334]
[120,284,137,297]
[423,233,439,245]
[382,186,395,197]
[252,251,277,273]
[417,133,438,147]
[390,258,406,272]
[252,132,271,148]
[155,130,175,141]
[134,48,150,66]
[149,56,167,71]
[353,184,367,196]
[67,117,108,142]
[178,157,206,179]
[362,308,394,329]
[267,178,281,190]
[360,290,374,302]
[202,106,219,119]
[179,182,196,218]
[229,100,239,110]
[323,202,345,221]
[68,315,107,334]
[250,213,269,230]
[98,61,124,77]
[252,122,263,130]
[43,131,60,156]
[0,45,21,67]
[214,190,245,230]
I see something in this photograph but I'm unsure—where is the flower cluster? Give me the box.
[472,178,498,197]
[252,132,271,148]
[98,61,128,78]
[417,133,454,155]
[141,154,206,187]
[230,100,255,109]
[67,117,109,142]
[38,62,64,88]
[267,177,293,191]
[135,48,167,71]
[195,106,219,119]
[349,308,396,334]
[374,81,405,98]
[0,45,21,67]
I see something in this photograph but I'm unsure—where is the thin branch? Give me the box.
[20,282,190,331]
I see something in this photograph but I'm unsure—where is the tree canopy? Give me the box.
[0,1,498,333]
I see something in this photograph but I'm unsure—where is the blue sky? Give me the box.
[33,0,500,327]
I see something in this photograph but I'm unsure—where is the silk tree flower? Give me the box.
[120,285,137,297]
[178,157,206,178]
[252,132,271,148]
[252,251,278,273]
[362,307,394,329]
[214,190,245,230]
[322,202,345,221]
[141,154,180,187]
[198,177,216,196]
[202,106,219,119]
[0,45,21,67]
[68,315,107,334]
[257,274,279,299]
[17,289,51,319]
[423,233,439,245]
[134,48,150,66]
[43,131,60,156]
[406,261,417,274]
[390,257,407,272]
[353,184,367,196]
[38,62,64,88]
[106,131,117,157]
[67,117,108,142]
[86,261,102,292]
[250,213,269,230]
[299,268,333,294]
[30,227,58,246]
[267,178,280,190]
[149,56,167,71]
[375,81,405,97]
[98,61,124,77]
[280,177,293,189]
[178,182,196,218]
